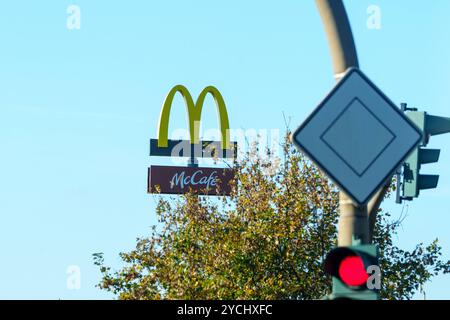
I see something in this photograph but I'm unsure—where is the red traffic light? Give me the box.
[324,245,380,300]
[324,247,375,288]
[338,256,369,287]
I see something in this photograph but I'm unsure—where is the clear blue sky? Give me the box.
[0,1,448,299]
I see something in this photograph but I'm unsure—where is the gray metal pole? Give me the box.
[315,0,370,246]
[315,0,359,79]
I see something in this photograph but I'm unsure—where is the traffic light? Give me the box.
[401,107,450,200]
[324,245,380,300]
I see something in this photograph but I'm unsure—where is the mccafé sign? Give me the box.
[148,85,236,196]
[148,166,233,195]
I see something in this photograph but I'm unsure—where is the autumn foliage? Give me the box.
[94,133,449,300]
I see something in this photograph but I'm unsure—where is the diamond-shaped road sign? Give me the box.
[293,68,422,205]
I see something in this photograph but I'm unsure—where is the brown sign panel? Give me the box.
[148,165,235,196]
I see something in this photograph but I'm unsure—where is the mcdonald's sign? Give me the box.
[148,85,236,196]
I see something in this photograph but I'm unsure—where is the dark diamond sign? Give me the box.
[293,68,422,205]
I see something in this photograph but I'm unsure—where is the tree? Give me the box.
[94,133,449,300]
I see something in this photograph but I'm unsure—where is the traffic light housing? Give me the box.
[324,245,380,300]
[401,109,450,200]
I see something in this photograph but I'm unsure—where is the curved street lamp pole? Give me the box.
[315,0,389,246]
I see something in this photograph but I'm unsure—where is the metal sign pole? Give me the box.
[315,0,367,246]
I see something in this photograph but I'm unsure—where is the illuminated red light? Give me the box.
[338,256,368,286]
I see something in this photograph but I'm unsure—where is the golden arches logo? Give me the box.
[157,85,231,150]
